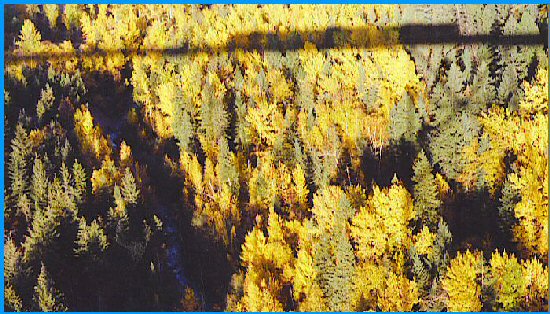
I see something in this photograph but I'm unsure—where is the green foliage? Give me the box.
[43,5,60,29]
[5,284,24,311]
[312,187,355,311]
[432,219,453,272]
[37,85,55,122]
[389,92,422,144]
[411,247,430,295]
[3,4,548,312]
[72,160,87,205]
[172,109,194,153]
[17,19,42,52]
[499,62,518,102]
[59,163,76,214]
[429,111,480,181]
[446,60,467,95]
[470,60,496,105]
[199,83,228,158]
[31,156,48,211]
[499,177,520,232]
[490,250,525,311]
[412,151,441,227]
[121,167,140,206]
[111,184,127,221]
[217,136,239,195]
[23,206,62,264]
[34,264,67,312]
[4,237,23,284]
[75,217,109,257]
[8,123,32,220]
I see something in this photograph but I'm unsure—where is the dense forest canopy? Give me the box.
[3,4,549,312]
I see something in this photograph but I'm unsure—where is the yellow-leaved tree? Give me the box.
[231,210,294,311]
[442,250,484,311]
[350,178,420,311]
[351,179,416,262]
[470,66,549,260]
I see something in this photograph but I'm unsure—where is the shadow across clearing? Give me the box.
[5,23,547,64]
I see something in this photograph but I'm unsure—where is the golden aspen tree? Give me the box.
[442,250,484,311]
[476,66,548,260]
[378,271,419,311]
[236,210,293,311]
[351,180,416,262]
[521,257,549,311]
[73,104,112,164]
[490,250,526,311]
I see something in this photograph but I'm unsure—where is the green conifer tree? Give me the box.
[5,284,24,311]
[31,156,49,212]
[75,217,109,257]
[323,228,355,312]
[59,163,76,214]
[411,248,431,296]
[8,124,32,220]
[446,60,466,96]
[499,64,520,107]
[217,136,239,195]
[429,111,480,181]
[470,61,496,110]
[431,219,453,272]
[498,177,520,233]
[23,207,62,263]
[121,167,139,206]
[72,160,87,205]
[412,151,441,227]
[312,187,355,311]
[37,85,55,122]
[4,237,22,284]
[389,92,422,144]
[34,264,67,312]
[172,109,194,153]
[199,83,228,158]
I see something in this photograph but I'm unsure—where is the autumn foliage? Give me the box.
[3,4,548,312]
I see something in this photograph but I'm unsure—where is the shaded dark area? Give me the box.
[442,189,517,260]
[361,138,518,263]
[83,67,232,311]
[5,23,547,64]
[3,68,187,311]
[361,141,417,191]
[3,60,232,310]
[399,24,548,47]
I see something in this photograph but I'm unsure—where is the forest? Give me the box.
[3,4,549,312]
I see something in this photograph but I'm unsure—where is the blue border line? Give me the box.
[2,1,548,4]
[1,2,5,312]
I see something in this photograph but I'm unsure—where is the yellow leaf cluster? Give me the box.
[73,104,112,164]
[91,158,118,193]
[467,66,549,259]
[442,250,483,312]
[413,226,436,259]
[378,271,419,311]
[245,100,284,148]
[238,210,294,311]
[519,67,548,115]
[351,181,415,261]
